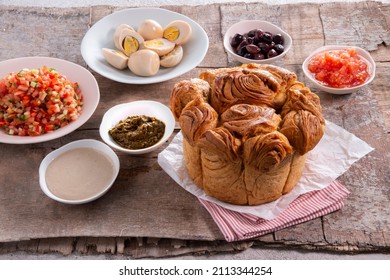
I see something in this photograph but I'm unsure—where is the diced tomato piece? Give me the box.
[0,79,7,94]
[308,48,370,88]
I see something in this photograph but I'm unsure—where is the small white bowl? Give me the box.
[99,100,175,154]
[302,45,376,95]
[223,20,292,64]
[39,139,120,204]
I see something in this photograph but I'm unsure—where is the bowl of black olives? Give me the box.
[223,20,292,64]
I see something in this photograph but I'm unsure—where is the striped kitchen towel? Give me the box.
[199,180,350,242]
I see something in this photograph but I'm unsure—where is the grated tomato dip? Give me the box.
[307,48,370,88]
[0,66,82,136]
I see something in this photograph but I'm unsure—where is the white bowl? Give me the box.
[302,45,376,95]
[81,7,209,84]
[0,57,100,144]
[39,139,120,204]
[223,20,292,64]
[99,100,175,154]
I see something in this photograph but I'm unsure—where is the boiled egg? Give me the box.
[137,19,164,40]
[141,38,175,56]
[113,24,134,50]
[160,45,183,68]
[102,48,128,70]
[128,49,160,76]
[163,20,192,45]
[118,29,144,56]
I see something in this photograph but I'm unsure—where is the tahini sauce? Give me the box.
[45,147,115,201]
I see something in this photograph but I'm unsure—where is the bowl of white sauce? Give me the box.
[39,139,120,204]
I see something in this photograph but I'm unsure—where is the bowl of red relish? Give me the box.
[302,45,375,94]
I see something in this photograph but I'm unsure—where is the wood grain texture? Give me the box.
[0,7,90,65]
[0,2,389,257]
[319,1,390,51]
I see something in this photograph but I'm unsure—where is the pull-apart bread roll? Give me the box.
[170,63,325,205]
[179,98,218,187]
[170,78,210,120]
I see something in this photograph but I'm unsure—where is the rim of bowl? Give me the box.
[99,100,175,154]
[223,20,292,64]
[302,45,376,94]
[39,139,120,204]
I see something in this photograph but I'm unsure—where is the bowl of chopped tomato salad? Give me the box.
[0,57,100,144]
[302,45,375,94]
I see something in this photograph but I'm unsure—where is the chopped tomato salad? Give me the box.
[0,66,82,136]
[308,48,370,88]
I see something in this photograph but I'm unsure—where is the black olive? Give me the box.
[274,44,284,54]
[230,33,245,48]
[267,49,278,58]
[272,33,284,44]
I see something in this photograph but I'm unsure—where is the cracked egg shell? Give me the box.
[141,38,175,56]
[113,24,134,50]
[160,45,183,68]
[118,29,144,56]
[102,48,128,70]
[128,49,160,77]
[137,19,164,40]
[163,20,192,45]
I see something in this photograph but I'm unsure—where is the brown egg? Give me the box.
[137,19,164,40]
[102,48,128,70]
[163,20,192,45]
[118,29,144,56]
[141,38,175,56]
[160,45,183,68]
[128,49,160,76]
[113,24,134,50]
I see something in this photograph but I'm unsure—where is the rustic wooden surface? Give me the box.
[0,2,389,258]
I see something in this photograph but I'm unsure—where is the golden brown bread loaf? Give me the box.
[170,63,325,205]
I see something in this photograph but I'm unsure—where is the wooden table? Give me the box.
[1,2,389,258]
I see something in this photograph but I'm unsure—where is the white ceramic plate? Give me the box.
[99,100,175,154]
[0,57,100,144]
[39,139,120,204]
[302,45,376,94]
[81,8,209,84]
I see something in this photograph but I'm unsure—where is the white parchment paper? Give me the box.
[157,121,374,220]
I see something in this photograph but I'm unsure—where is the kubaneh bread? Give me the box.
[170,63,325,205]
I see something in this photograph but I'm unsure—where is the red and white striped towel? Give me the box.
[199,180,350,242]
